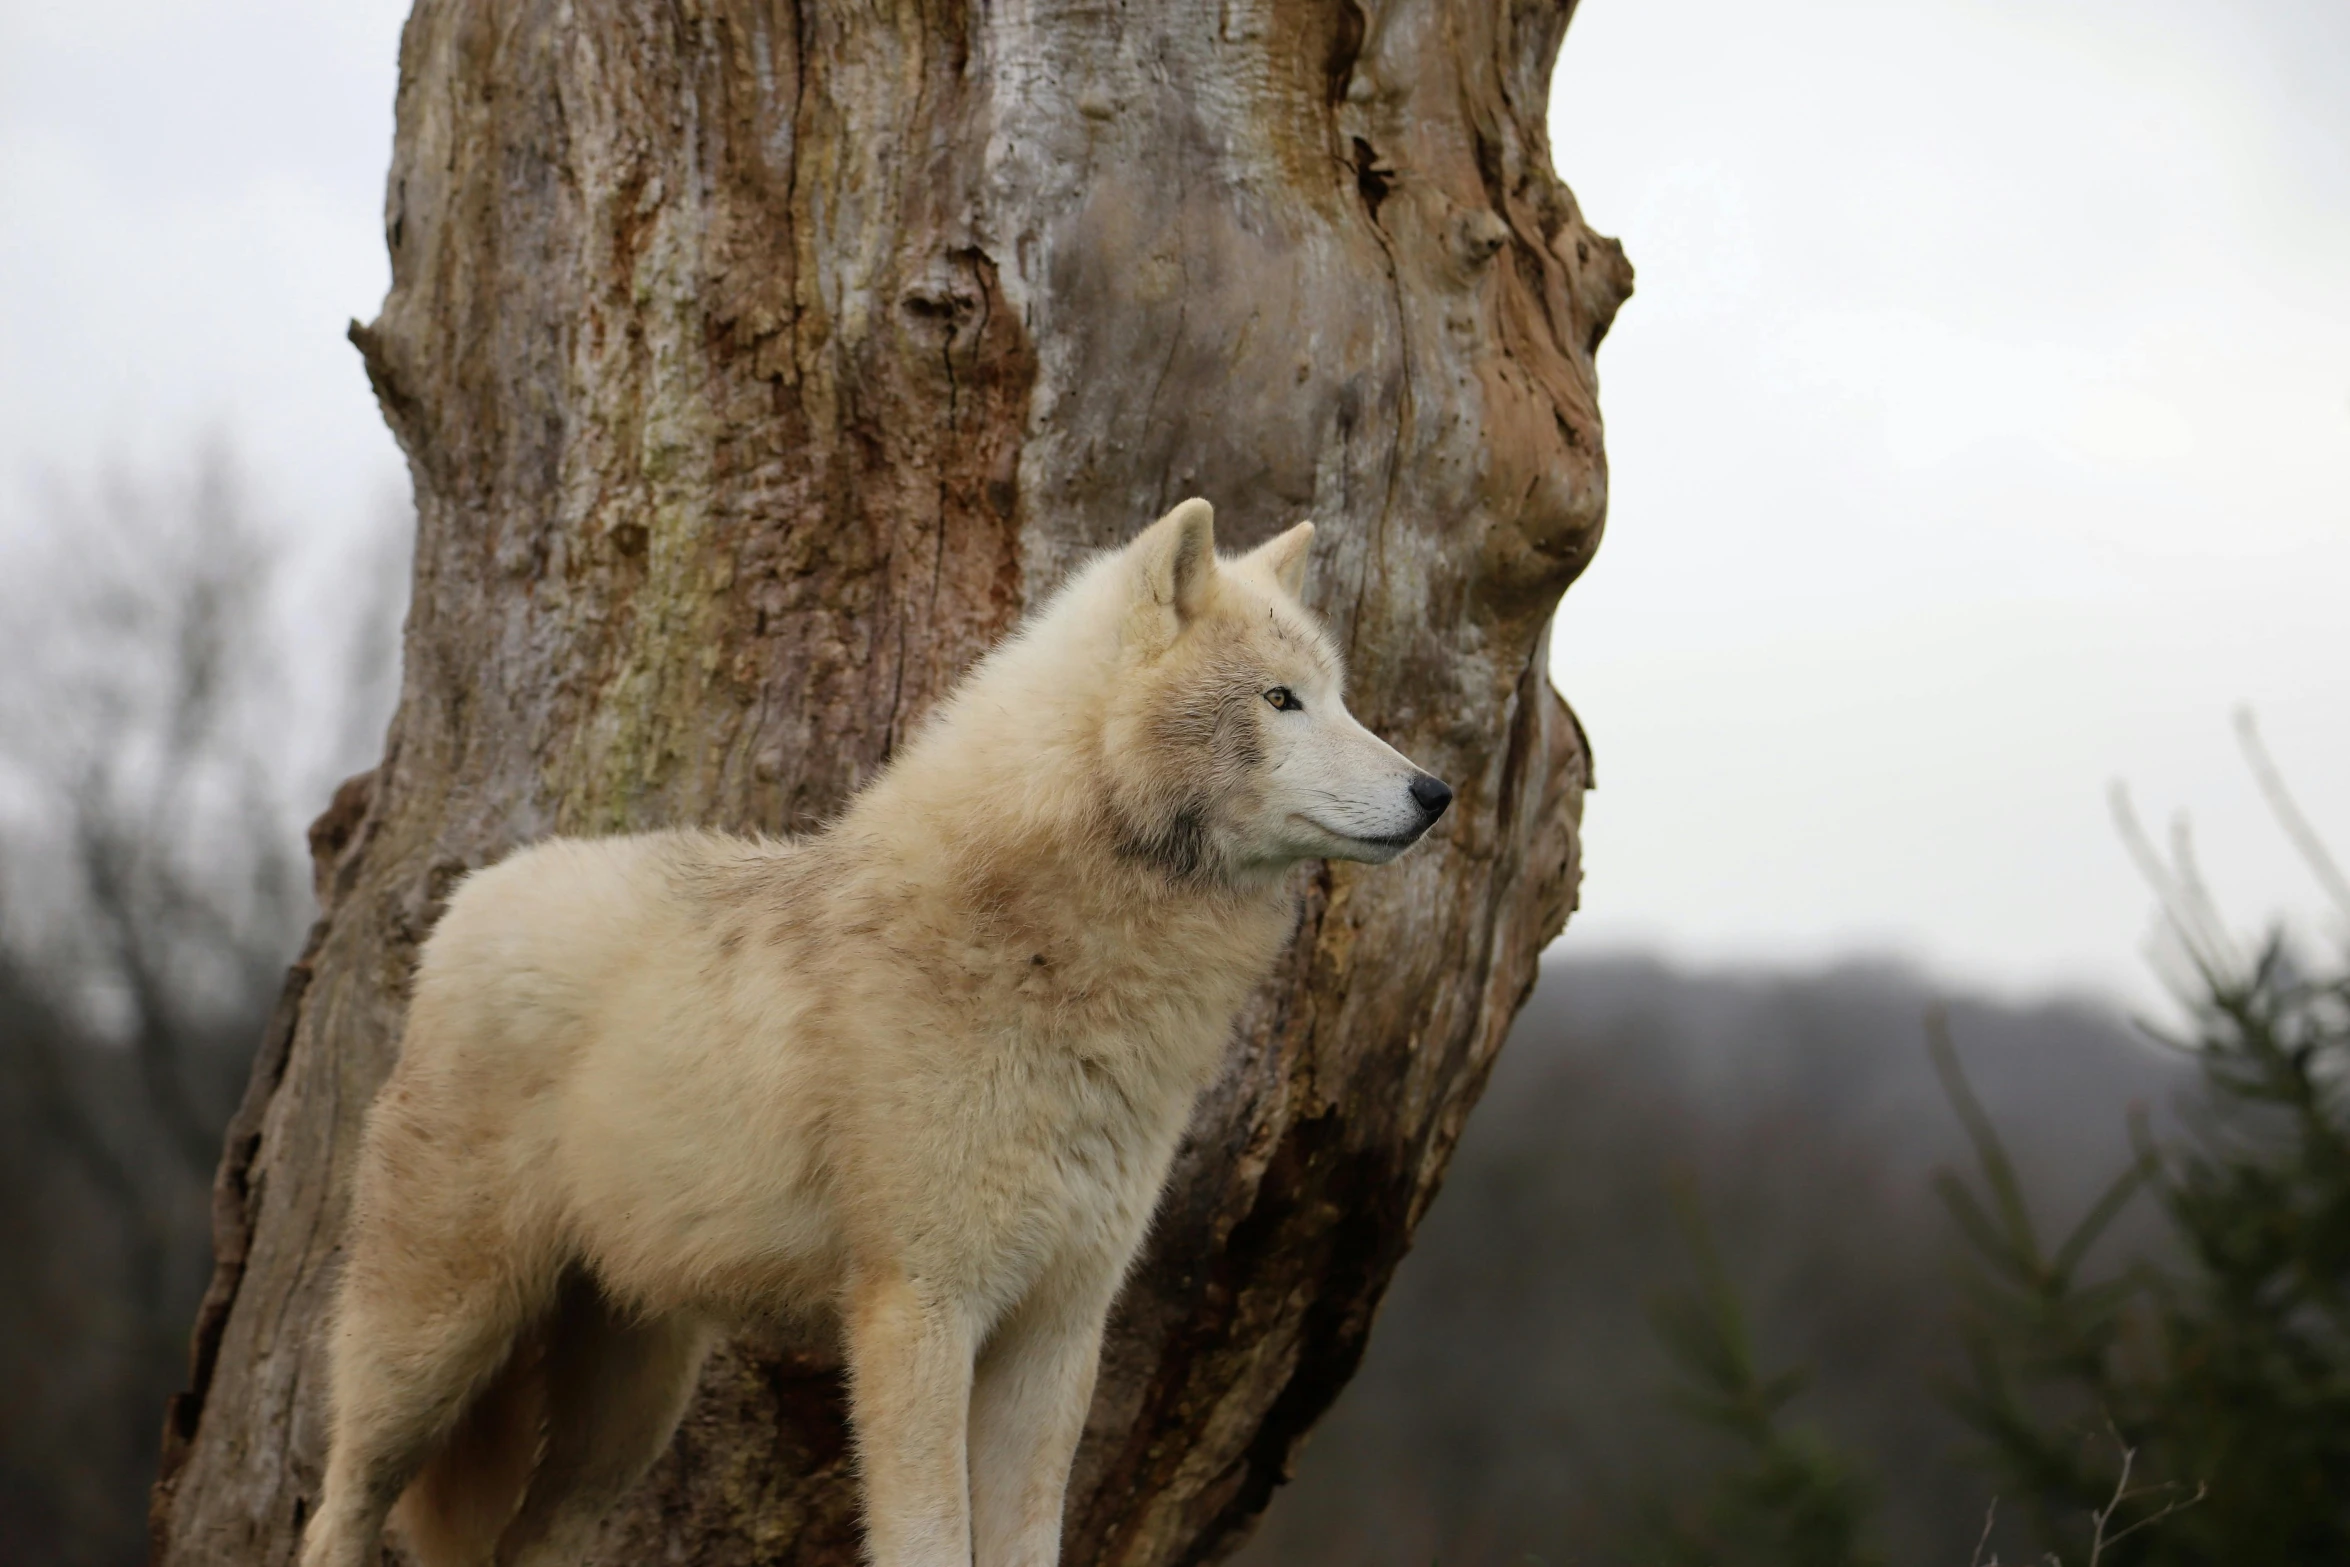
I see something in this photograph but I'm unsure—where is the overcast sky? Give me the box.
[2,0,2343,1003]
[1546,0,2350,999]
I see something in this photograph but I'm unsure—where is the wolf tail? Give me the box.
[387,1279,710,1565]
[389,1324,551,1567]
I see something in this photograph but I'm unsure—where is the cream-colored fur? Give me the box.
[300,500,1451,1567]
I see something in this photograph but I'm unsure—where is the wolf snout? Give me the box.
[1409,773,1453,824]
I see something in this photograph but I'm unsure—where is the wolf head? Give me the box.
[1095,499,1451,883]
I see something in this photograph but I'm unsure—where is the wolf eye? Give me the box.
[1264,686,1300,712]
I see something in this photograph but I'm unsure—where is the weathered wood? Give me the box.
[150,1,1628,1562]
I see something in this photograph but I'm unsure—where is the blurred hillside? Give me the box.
[2,925,2190,1566]
[1236,955,2191,1567]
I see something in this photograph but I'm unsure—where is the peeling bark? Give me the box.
[150,1,1629,1563]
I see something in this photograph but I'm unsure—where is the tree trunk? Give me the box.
[149,2,1628,1563]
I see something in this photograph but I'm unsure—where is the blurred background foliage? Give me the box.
[0,444,403,1566]
[1238,781,2348,1564]
[1234,957,2183,1567]
[1,443,2342,1566]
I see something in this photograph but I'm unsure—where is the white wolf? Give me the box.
[300,499,1453,1567]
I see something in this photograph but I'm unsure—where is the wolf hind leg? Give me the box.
[300,1265,547,1567]
[481,1281,712,1566]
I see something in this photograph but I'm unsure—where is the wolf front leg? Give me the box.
[967,1264,1121,1567]
[847,1266,980,1567]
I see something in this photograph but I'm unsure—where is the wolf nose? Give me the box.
[1409,774,1453,822]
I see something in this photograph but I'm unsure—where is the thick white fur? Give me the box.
[300,500,1449,1567]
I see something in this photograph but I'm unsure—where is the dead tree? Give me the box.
[150,2,1629,1562]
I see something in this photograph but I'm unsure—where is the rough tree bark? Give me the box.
[151,1,1629,1563]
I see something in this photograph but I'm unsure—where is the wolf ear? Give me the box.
[1133,498,1219,624]
[1246,520,1315,598]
